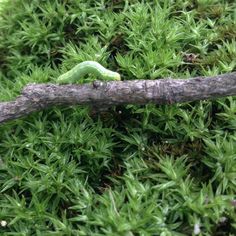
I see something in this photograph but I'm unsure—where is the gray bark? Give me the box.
[1,72,236,124]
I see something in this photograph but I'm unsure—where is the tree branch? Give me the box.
[1,72,236,124]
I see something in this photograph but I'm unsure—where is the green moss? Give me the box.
[0,0,236,235]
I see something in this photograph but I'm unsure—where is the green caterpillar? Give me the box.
[58,61,121,83]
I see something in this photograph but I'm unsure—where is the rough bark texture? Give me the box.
[1,72,236,124]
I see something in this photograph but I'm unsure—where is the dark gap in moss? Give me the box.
[213,216,236,236]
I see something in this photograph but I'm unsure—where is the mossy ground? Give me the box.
[0,0,236,235]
